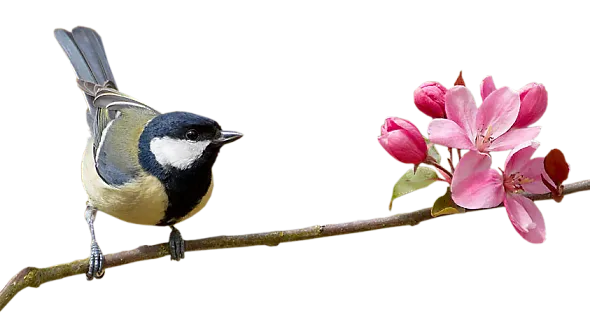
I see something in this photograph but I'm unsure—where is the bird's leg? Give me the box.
[169,226,185,261]
[85,205,105,280]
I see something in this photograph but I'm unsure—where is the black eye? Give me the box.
[185,129,199,141]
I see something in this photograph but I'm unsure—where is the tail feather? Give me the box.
[71,27,117,88]
[54,29,97,84]
[54,27,116,88]
[55,26,117,139]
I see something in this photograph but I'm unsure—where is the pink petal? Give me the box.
[452,169,504,209]
[445,86,478,142]
[378,130,427,164]
[381,116,411,134]
[540,167,560,193]
[377,132,399,162]
[521,157,553,194]
[475,87,520,139]
[513,83,548,129]
[504,141,540,175]
[381,119,393,135]
[451,151,504,209]
[427,119,475,150]
[390,118,424,143]
[480,76,497,101]
[453,150,492,184]
[488,127,541,151]
[381,117,422,137]
[504,194,546,243]
[521,181,550,195]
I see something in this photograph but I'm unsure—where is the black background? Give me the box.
[0,21,590,315]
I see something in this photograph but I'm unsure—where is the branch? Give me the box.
[2,179,589,310]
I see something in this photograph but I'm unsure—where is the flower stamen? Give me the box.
[485,125,493,140]
[504,172,533,193]
[476,126,494,152]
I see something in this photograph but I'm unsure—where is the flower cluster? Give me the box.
[378,73,566,244]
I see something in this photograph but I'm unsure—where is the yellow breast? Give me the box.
[81,140,169,225]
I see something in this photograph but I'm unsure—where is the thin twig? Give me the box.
[447,158,455,173]
[447,147,455,173]
[1,180,589,311]
[427,161,454,180]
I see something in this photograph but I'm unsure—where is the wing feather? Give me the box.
[77,80,160,186]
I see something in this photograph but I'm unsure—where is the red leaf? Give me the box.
[544,149,569,186]
[454,71,465,86]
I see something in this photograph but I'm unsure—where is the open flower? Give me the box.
[428,86,540,153]
[481,76,548,129]
[414,82,447,119]
[378,117,427,164]
[451,142,552,243]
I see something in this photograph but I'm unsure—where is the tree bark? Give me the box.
[1,180,588,311]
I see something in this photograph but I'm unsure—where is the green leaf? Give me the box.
[431,187,466,217]
[424,137,441,163]
[389,166,439,210]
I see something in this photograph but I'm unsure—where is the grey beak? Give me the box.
[213,131,243,146]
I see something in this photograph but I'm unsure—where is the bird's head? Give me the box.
[138,112,242,177]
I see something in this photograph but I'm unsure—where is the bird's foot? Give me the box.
[87,241,105,280]
[169,226,185,261]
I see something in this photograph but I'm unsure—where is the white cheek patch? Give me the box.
[150,137,211,170]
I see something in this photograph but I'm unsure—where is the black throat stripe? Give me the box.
[156,168,213,226]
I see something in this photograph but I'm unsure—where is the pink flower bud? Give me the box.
[378,117,428,164]
[479,75,497,102]
[414,82,447,119]
[513,83,548,129]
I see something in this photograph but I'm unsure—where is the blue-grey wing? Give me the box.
[79,81,160,186]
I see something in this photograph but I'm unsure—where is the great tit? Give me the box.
[54,26,242,280]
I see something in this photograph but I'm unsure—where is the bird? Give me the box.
[54,26,242,280]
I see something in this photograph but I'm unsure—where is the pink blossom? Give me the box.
[428,86,540,153]
[480,76,548,129]
[451,142,553,243]
[480,76,497,101]
[515,83,548,128]
[414,82,447,119]
[378,117,428,164]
